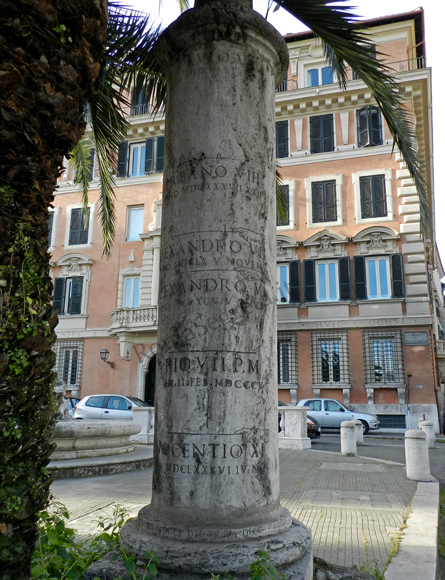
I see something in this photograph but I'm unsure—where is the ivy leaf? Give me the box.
[124,560,137,574]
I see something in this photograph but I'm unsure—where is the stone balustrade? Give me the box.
[278,406,311,450]
[131,407,155,444]
[110,306,158,330]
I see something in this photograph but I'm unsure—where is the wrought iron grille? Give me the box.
[363,329,404,384]
[311,330,350,385]
[53,340,83,391]
[277,331,298,386]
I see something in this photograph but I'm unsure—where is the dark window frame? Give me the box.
[311,180,337,223]
[310,114,335,154]
[360,174,387,219]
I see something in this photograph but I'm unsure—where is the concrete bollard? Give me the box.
[278,406,311,450]
[131,407,155,444]
[353,419,364,446]
[405,429,431,481]
[341,421,357,456]
[420,420,435,449]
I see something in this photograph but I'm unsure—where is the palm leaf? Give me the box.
[276,0,429,234]
[276,169,288,225]
[69,139,94,224]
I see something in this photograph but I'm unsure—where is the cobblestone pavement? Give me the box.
[50,448,417,571]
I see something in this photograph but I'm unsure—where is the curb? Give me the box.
[384,480,440,580]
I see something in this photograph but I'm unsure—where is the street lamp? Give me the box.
[100,349,115,369]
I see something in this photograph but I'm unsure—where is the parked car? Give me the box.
[64,397,80,417]
[278,401,321,439]
[296,398,380,434]
[73,394,150,420]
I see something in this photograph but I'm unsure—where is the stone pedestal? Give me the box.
[279,406,311,450]
[110,0,312,577]
[420,420,435,449]
[340,421,357,456]
[405,429,431,481]
[130,407,155,444]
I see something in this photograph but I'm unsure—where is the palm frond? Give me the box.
[276,169,288,225]
[69,139,94,222]
[276,0,429,234]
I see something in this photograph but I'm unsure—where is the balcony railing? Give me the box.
[276,78,298,93]
[110,306,158,331]
[130,103,150,116]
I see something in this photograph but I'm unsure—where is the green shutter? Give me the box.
[357,107,369,147]
[354,256,367,300]
[156,136,164,172]
[276,121,289,158]
[53,278,65,313]
[360,177,374,219]
[322,115,334,152]
[47,212,54,248]
[117,142,128,177]
[87,148,95,182]
[277,184,289,226]
[391,254,404,298]
[289,261,300,303]
[310,116,321,154]
[370,107,383,146]
[339,257,351,301]
[69,209,81,245]
[312,182,324,223]
[324,181,337,221]
[145,138,154,173]
[304,260,316,302]
[78,208,90,245]
[373,175,387,217]
[70,277,83,315]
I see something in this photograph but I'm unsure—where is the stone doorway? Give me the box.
[144,355,156,406]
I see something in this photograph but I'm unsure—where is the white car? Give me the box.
[297,398,380,434]
[73,394,150,420]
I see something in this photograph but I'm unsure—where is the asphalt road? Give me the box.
[311,433,445,486]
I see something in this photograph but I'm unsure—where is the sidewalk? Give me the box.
[50,447,437,578]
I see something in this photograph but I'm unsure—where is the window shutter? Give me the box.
[339,257,351,300]
[357,108,369,147]
[276,121,289,158]
[310,116,321,154]
[69,209,81,245]
[391,254,404,298]
[370,107,383,146]
[354,256,367,300]
[87,148,95,182]
[289,261,300,303]
[304,260,316,302]
[53,278,66,313]
[312,182,324,223]
[156,136,164,172]
[322,115,334,152]
[360,177,374,219]
[78,208,90,245]
[277,184,290,226]
[145,138,154,173]
[324,181,337,221]
[70,276,83,315]
[373,175,387,217]
[47,212,54,248]
[117,142,128,177]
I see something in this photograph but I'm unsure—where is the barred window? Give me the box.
[312,331,350,386]
[277,331,298,387]
[54,340,83,391]
[363,329,404,385]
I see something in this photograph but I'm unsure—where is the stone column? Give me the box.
[405,429,432,481]
[119,0,312,577]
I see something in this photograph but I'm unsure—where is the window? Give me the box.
[307,66,334,87]
[304,258,351,303]
[54,340,83,391]
[310,115,334,154]
[304,400,322,412]
[276,121,289,159]
[126,206,144,241]
[363,329,404,385]
[47,212,54,248]
[277,331,297,386]
[117,137,165,177]
[53,276,83,315]
[124,277,141,308]
[357,106,382,147]
[276,185,289,226]
[85,395,107,408]
[312,180,337,223]
[107,396,131,411]
[130,87,149,116]
[69,208,89,246]
[312,331,350,386]
[277,261,300,304]
[354,254,404,300]
[360,175,387,219]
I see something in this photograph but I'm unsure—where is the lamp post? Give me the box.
[100,349,115,369]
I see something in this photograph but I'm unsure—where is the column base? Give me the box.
[86,515,312,579]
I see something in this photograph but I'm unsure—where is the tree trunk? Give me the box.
[0,1,107,577]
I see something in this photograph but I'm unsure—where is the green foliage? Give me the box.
[115,547,160,580]
[52,24,73,44]
[249,551,285,580]
[356,560,384,580]
[31,503,127,579]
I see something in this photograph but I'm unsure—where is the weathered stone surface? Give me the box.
[313,557,376,580]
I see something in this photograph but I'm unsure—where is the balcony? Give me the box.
[110,306,158,333]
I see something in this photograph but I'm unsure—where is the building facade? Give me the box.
[50,9,444,431]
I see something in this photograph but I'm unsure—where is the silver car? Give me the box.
[297,398,380,434]
[73,394,150,420]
